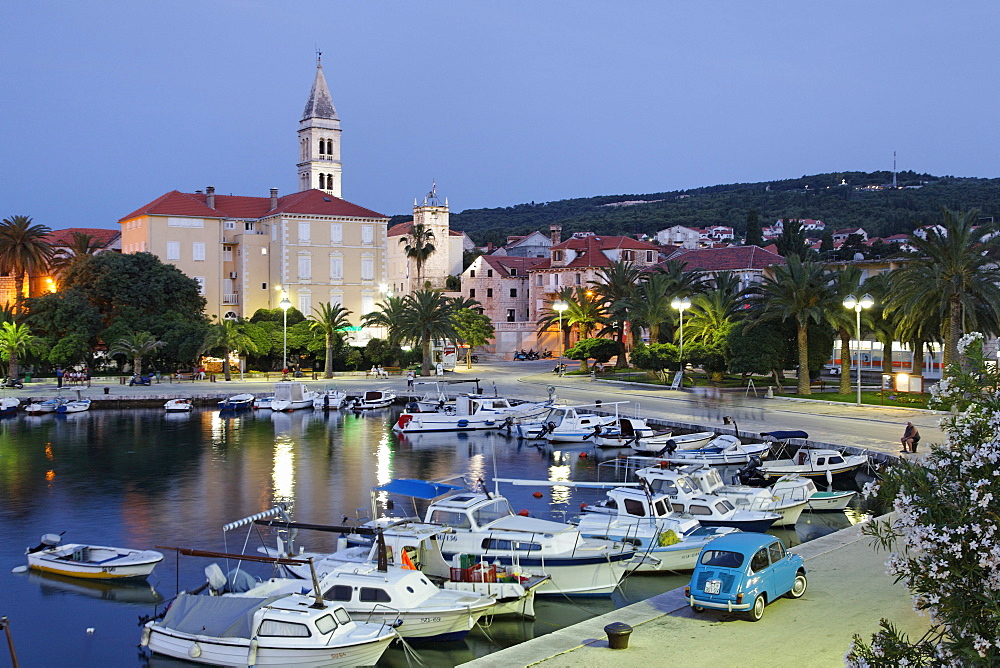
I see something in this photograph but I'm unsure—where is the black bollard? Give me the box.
[604,622,633,650]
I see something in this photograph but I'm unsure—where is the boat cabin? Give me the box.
[424,493,514,530]
[274,381,307,402]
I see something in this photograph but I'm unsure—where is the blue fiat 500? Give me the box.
[685,532,806,621]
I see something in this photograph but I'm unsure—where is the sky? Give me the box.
[3,1,1000,230]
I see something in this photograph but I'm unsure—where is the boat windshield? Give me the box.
[699,549,745,569]
[472,499,514,526]
[427,510,472,529]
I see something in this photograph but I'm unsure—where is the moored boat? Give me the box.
[57,398,91,413]
[350,390,395,410]
[313,388,347,409]
[0,397,20,416]
[24,396,68,414]
[660,436,770,466]
[218,393,255,411]
[26,533,163,580]
[164,398,193,412]
[270,381,318,412]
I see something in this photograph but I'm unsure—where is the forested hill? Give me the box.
[439,171,1000,247]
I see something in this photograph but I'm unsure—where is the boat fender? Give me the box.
[397,414,414,429]
[579,452,587,458]
[139,627,151,647]
[457,419,469,428]
[189,642,202,659]
[580,502,587,510]
[518,509,530,516]
[532,492,543,498]
[248,638,258,666]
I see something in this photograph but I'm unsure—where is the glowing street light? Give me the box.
[279,295,292,376]
[554,300,569,376]
[671,296,691,380]
[843,293,875,406]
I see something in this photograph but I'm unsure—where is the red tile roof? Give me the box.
[387,220,464,237]
[551,234,660,251]
[665,245,786,271]
[119,189,386,222]
[480,255,546,277]
[44,227,121,247]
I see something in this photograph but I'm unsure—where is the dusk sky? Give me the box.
[4,2,1000,230]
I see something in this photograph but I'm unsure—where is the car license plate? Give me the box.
[704,579,721,594]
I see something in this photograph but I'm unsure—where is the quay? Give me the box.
[461,514,928,667]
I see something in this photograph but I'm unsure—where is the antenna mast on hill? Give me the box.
[892,151,897,188]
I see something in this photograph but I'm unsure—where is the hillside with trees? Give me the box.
[445,171,1000,247]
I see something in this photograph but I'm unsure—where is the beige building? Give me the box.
[117,60,390,338]
[386,183,464,295]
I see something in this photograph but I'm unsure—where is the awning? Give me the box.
[373,478,464,499]
[759,430,809,440]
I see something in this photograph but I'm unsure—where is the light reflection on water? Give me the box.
[0,407,874,667]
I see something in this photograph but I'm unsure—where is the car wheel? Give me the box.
[748,595,765,622]
[692,605,705,613]
[787,573,807,599]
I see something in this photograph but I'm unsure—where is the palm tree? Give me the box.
[685,272,744,345]
[310,302,353,378]
[591,260,642,368]
[0,215,54,314]
[825,266,863,394]
[48,232,109,278]
[201,319,257,381]
[395,289,458,376]
[109,331,165,378]
[361,295,409,345]
[536,287,576,353]
[0,321,43,380]
[890,209,1000,368]
[400,223,436,287]
[757,255,832,395]
[627,273,684,344]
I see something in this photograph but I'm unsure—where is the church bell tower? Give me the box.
[297,55,342,197]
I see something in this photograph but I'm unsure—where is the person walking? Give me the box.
[406,369,415,391]
[901,421,920,453]
[56,367,64,388]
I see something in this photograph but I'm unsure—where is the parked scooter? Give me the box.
[128,374,153,386]
[1,377,24,389]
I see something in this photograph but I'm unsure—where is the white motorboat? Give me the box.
[253,395,275,410]
[24,396,68,414]
[772,473,857,511]
[26,533,162,580]
[634,466,782,532]
[57,398,91,413]
[218,393,255,411]
[394,394,552,433]
[141,592,396,667]
[746,447,869,486]
[364,479,635,597]
[350,390,395,410]
[683,466,809,527]
[538,403,621,443]
[591,417,673,449]
[619,427,718,455]
[575,485,736,572]
[660,436,770,466]
[164,398,193,412]
[234,558,493,642]
[0,397,20,416]
[270,381,318,412]
[313,388,347,409]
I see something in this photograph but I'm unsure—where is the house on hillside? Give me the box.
[832,227,868,243]
[491,229,553,258]
[656,225,702,248]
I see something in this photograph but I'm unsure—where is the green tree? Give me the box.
[395,289,458,376]
[562,287,605,342]
[591,260,642,368]
[889,209,1000,368]
[757,255,832,394]
[109,331,165,377]
[774,219,812,260]
[744,209,763,246]
[400,222,436,285]
[536,287,576,352]
[0,321,44,380]
[24,290,104,368]
[201,319,257,381]
[363,338,402,368]
[825,266,863,394]
[725,319,791,390]
[685,272,743,345]
[309,302,353,378]
[361,296,409,346]
[565,337,620,370]
[0,215,54,314]
[453,308,495,368]
[629,342,679,382]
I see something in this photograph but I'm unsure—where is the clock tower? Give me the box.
[297,56,342,196]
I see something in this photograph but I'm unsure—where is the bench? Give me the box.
[172,373,196,382]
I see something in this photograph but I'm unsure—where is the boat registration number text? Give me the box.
[420,617,442,623]
[704,580,721,594]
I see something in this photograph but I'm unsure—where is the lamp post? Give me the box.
[554,300,568,376]
[279,295,291,377]
[671,296,691,380]
[843,293,874,406]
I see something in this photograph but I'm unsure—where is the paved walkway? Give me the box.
[462,515,928,668]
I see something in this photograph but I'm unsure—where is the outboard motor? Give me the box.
[735,455,766,486]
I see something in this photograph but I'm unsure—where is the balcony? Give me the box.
[222,294,239,305]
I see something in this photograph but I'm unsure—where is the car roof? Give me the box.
[702,532,779,552]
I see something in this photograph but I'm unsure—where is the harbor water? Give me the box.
[0,407,872,666]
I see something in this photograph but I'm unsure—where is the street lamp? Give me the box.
[671,296,691,379]
[279,295,292,377]
[843,293,874,406]
[553,300,568,375]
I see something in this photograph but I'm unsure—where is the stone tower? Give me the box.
[297,56,342,196]
[410,182,451,289]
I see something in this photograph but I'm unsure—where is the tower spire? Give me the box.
[297,56,342,196]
